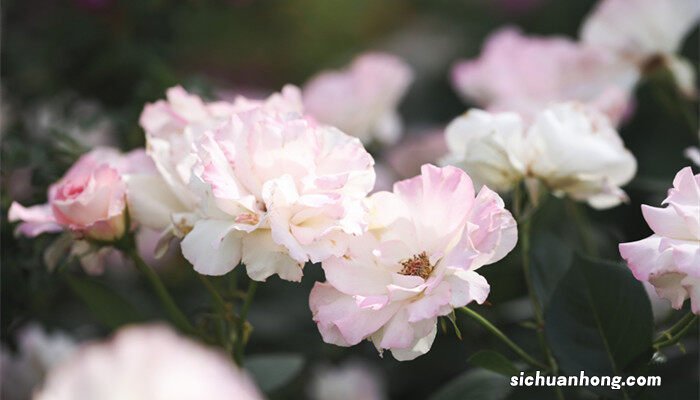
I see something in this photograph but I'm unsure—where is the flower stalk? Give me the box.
[233,280,258,365]
[653,312,698,350]
[459,307,549,371]
[518,200,565,400]
[565,200,597,256]
[126,246,195,334]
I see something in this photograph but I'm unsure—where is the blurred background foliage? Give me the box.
[1,0,698,399]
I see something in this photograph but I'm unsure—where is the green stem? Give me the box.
[197,274,236,349]
[228,269,239,295]
[513,184,523,219]
[233,280,258,365]
[197,274,231,321]
[127,248,195,334]
[565,200,596,256]
[654,313,698,349]
[459,307,549,370]
[657,312,696,339]
[520,216,565,399]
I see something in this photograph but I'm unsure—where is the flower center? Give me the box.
[175,217,193,236]
[235,212,260,225]
[399,252,433,279]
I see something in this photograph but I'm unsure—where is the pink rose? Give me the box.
[580,0,700,97]
[180,100,375,282]
[34,325,262,400]
[619,167,700,314]
[130,85,303,237]
[309,165,517,360]
[451,27,637,125]
[303,52,413,145]
[9,147,152,241]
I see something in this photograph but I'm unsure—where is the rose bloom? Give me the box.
[1,325,76,400]
[9,148,154,273]
[129,85,303,241]
[443,102,637,209]
[580,0,700,96]
[451,27,637,125]
[179,99,375,281]
[309,165,517,360]
[9,147,152,242]
[34,325,262,400]
[303,52,414,145]
[619,167,700,314]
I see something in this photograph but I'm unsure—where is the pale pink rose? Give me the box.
[180,101,375,281]
[581,0,700,96]
[619,167,700,314]
[303,52,413,145]
[9,147,152,241]
[9,148,153,274]
[451,28,637,125]
[309,165,517,360]
[131,85,303,237]
[443,103,637,208]
[34,325,262,400]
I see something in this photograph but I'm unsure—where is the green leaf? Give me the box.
[430,368,513,400]
[530,231,573,310]
[545,254,653,378]
[65,275,145,329]
[469,350,520,376]
[246,353,304,393]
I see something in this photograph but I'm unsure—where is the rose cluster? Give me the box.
[9,76,520,360]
